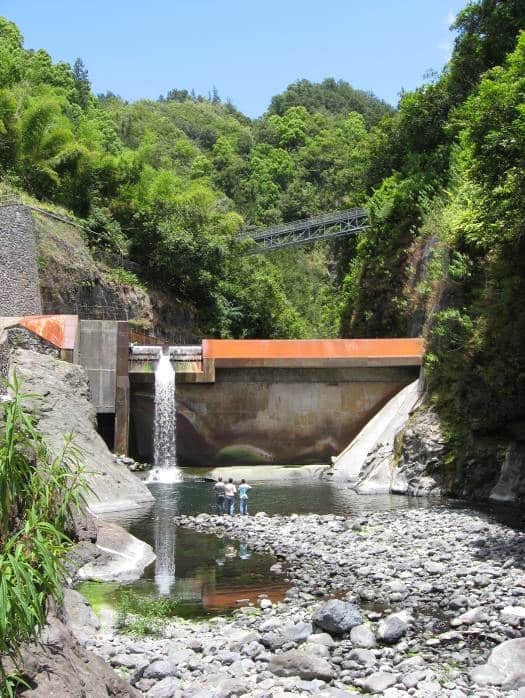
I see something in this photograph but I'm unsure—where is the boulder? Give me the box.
[470,638,525,689]
[312,599,362,635]
[362,672,398,694]
[9,612,139,697]
[261,622,313,649]
[146,678,181,697]
[143,660,179,680]
[10,349,154,514]
[377,615,408,644]
[268,650,335,681]
[350,624,377,648]
[61,589,100,645]
[76,518,155,583]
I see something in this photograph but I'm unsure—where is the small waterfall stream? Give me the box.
[147,349,182,484]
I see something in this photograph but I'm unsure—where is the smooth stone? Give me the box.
[146,677,181,698]
[268,650,335,681]
[143,660,178,680]
[350,624,377,648]
[362,671,398,693]
[377,615,408,644]
[450,607,487,627]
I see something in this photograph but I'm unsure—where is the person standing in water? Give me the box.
[238,478,252,516]
[224,477,237,516]
[214,476,226,515]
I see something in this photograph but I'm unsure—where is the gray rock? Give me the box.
[362,671,398,693]
[76,518,156,583]
[307,633,336,648]
[268,650,335,681]
[450,607,487,627]
[262,622,312,649]
[10,349,154,514]
[143,660,178,680]
[350,624,376,648]
[348,648,377,667]
[377,614,408,644]
[216,678,248,697]
[6,611,140,697]
[470,664,505,686]
[470,638,525,689]
[146,677,181,697]
[61,589,100,645]
[312,599,362,635]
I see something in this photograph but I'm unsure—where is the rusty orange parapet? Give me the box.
[202,338,424,367]
[19,315,78,350]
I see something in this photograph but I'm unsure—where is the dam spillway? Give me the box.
[128,338,423,467]
[0,316,424,466]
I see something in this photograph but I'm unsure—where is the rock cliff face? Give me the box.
[390,408,447,496]
[349,401,525,504]
[10,349,154,513]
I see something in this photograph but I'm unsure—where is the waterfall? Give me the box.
[147,350,182,483]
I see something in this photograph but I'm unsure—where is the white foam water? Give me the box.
[147,352,182,484]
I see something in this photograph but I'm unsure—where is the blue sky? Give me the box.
[2,0,465,117]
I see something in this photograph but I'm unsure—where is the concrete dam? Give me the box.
[0,315,423,466]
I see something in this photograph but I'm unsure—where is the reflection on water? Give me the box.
[88,478,524,620]
[154,494,176,595]
[91,479,440,617]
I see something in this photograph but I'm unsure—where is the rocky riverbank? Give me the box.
[83,507,524,697]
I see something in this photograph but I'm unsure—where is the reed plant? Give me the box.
[0,373,87,696]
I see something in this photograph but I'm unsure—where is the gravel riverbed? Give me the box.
[87,507,525,697]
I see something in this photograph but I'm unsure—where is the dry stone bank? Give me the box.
[84,507,525,697]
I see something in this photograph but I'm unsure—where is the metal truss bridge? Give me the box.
[239,207,369,254]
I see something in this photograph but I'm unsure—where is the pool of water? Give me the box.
[80,479,443,620]
[80,476,525,622]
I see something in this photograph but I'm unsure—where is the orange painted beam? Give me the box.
[19,315,78,350]
[202,338,424,361]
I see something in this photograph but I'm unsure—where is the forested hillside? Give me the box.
[338,0,525,492]
[0,18,390,338]
[1,2,524,484]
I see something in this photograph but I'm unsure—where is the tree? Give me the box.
[72,57,91,109]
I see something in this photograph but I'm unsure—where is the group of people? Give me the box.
[213,476,252,516]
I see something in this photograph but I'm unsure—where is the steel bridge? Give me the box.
[239,207,369,254]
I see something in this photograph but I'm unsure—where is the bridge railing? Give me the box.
[239,207,368,241]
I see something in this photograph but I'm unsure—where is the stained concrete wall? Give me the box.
[78,320,118,413]
[0,205,42,315]
[130,364,419,466]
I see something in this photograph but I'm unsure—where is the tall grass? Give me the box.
[0,373,88,696]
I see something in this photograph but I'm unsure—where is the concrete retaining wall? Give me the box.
[130,364,419,466]
[0,205,42,315]
[78,320,118,413]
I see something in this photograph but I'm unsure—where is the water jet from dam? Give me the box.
[147,349,182,484]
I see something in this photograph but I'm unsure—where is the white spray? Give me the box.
[147,350,182,483]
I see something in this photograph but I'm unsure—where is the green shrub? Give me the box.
[0,373,87,696]
[115,589,182,637]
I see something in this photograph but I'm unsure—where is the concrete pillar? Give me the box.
[114,322,130,455]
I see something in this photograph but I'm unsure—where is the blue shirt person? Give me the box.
[238,479,252,515]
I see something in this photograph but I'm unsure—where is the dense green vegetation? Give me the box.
[339,0,525,483]
[0,17,390,337]
[0,376,86,695]
[0,1,524,477]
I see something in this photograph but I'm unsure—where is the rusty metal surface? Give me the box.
[202,338,424,361]
[19,314,78,350]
